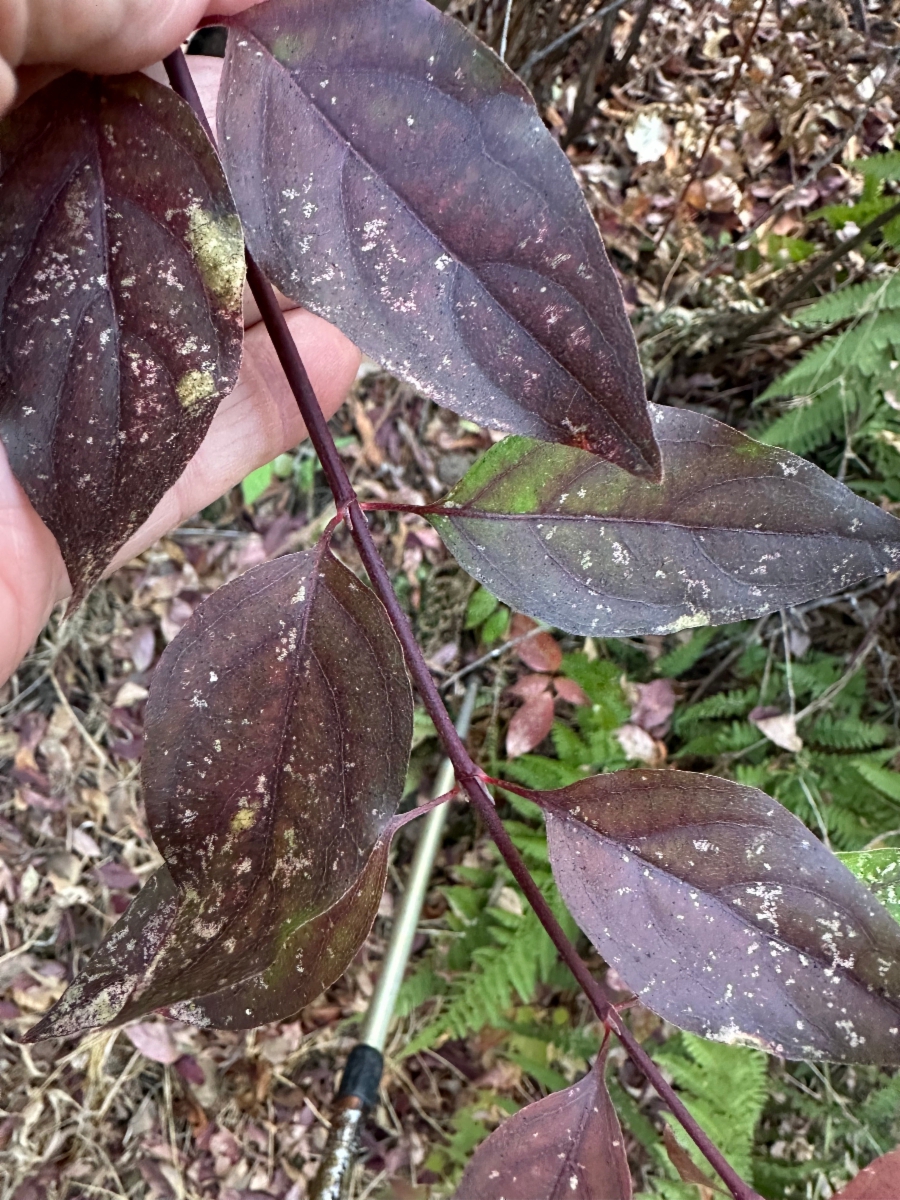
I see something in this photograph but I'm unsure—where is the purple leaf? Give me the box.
[164,830,392,1030]
[427,405,900,636]
[512,614,563,674]
[519,770,900,1064]
[455,1047,632,1199]
[630,679,676,738]
[217,0,658,477]
[507,691,555,759]
[94,862,141,891]
[833,1147,900,1199]
[0,72,244,603]
[24,547,412,1039]
[124,1020,180,1064]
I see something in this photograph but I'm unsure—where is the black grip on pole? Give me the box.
[336,1043,383,1109]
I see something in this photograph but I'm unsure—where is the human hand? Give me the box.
[0,34,362,685]
[0,0,264,115]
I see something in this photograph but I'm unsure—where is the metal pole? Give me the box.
[310,680,479,1199]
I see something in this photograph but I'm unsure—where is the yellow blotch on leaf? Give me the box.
[186,205,245,311]
[230,809,256,833]
[177,369,216,411]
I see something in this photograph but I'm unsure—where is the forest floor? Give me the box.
[2,2,900,1198]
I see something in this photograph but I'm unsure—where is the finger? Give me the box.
[105,308,360,571]
[0,446,69,688]
[18,0,258,76]
[0,307,360,687]
[0,0,261,116]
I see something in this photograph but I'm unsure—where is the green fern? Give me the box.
[654,1033,768,1182]
[655,627,716,678]
[759,147,900,497]
[852,149,900,182]
[399,819,579,1057]
[629,1035,769,1199]
[838,848,900,923]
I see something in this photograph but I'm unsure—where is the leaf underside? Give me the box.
[429,404,900,637]
[454,1048,632,1200]
[26,548,413,1038]
[832,1146,900,1199]
[532,770,900,1064]
[218,0,659,477]
[0,71,244,603]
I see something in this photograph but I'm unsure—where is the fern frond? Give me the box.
[653,1033,768,1180]
[675,688,756,734]
[853,760,900,805]
[761,386,851,455]
[655,627,716,677]
[759,335,850,401]
[676,721,760,758]
[551,722,592,765]
[796,270,900,326]
[809,715,888,750]
[504,754,584,790]
[395,966,447,1019]
[851,150,900,181]
[402,903,557,1055]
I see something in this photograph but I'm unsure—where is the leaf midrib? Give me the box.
[228,27,651,468]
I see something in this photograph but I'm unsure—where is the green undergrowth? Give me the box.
[758,150,900,503]
[397,621,900,1195]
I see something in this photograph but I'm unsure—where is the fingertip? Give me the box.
[205,0,269,14]
[183,54,223,133]
[0,441,70,686]
[0,57,18,118]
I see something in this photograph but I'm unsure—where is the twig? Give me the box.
[50,671,109,772]
[713,195,900,358]
[795,578,900,724]
[439,625,548,691]
[655,0,768,246]
[164,49,762,1200]
[519,0,631,78]
[561,5,617,148]
[499,0,514,61]
[687,617,769,706]
[846,0,867,34]
[600,0,654,96]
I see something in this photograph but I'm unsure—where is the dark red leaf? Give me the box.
[519,770,900,1063]
[174,1054,206,1085]
[164,831,392,1029]
[662,1126,726,1196]
[124,1020,180,1064]
[507,692,555,759]
[554,677,590,706]
[94,862,141,891]
[428,406,900,636]
[0,72,244,603]
[455,1048,631,1199]
[833,1148,900,1199]
[508,673,552,700]
[218,0,659,477]
[512,614,563,673]
[24,547,413,1038]
[630,679,676,737]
